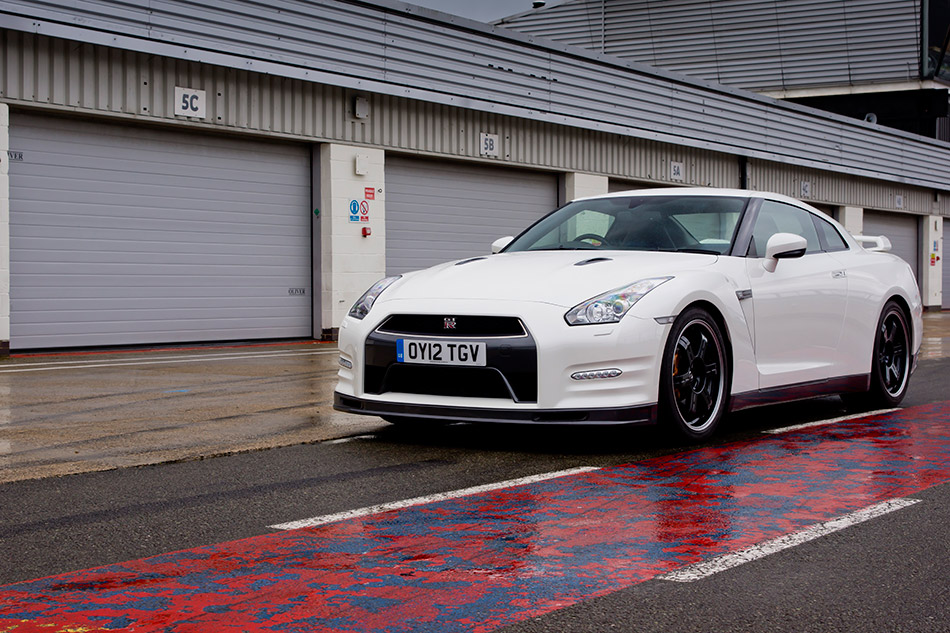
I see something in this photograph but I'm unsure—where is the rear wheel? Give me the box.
[659,308,729,442]
[865,300,911,407]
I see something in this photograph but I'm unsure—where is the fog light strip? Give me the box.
[571,369,622,380]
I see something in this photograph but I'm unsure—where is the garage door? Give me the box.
[9,115,312,349]
[385,157,558,275]
[863,211,919,283]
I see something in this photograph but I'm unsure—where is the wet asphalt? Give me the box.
[0,314,948,631]
[1,311,949,485]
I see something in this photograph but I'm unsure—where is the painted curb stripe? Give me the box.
[764,408,900,434]
[0,349,338,374]
[269,467,601,530]
[658,497,921,582]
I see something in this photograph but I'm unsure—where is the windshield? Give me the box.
[504,194,747,255]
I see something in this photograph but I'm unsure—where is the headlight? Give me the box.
[564,277,672,325]
[348,276,401,320]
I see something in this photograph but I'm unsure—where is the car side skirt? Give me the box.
[334,393,657,426]
[730,374,871,412]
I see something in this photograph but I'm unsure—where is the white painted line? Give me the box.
[0,349,339,374]
[1,347,338,368]
[269,466,600,530]
[764,408,900,434]
[324,434,378,445]
[658,497,921,583]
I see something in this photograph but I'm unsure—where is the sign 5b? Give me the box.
[175,87,207,119]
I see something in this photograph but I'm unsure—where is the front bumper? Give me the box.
[335,299,669,420]
[334,392,657,425]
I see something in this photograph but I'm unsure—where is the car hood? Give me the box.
[381,250,718,308]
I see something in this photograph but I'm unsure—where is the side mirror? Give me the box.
[763,232,807,272]
[491,236,514,254]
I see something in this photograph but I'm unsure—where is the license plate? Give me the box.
[396,339,487,366]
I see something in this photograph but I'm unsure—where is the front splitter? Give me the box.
[334,392,658,425]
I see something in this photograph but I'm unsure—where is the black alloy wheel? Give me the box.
[867,300,911,407]
[659,307,729,442]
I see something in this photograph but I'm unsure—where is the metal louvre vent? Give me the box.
[376,315,527,338]
[371,365,534,402]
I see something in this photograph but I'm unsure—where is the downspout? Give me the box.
[922,0,929,77]
[601,0,606,55]
[934,26,950,80]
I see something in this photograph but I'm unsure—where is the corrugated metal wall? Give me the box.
[748,159,936,215]
[0,30,741,190]
[499,0,922,92]
[1,0,948,192]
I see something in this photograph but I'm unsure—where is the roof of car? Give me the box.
[582,187,807,209]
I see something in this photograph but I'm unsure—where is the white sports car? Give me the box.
[334,188,922,440]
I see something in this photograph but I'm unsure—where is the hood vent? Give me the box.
[574,257,613,266]
[455,257,488,266]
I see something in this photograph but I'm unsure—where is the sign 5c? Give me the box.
[175,87,207,119]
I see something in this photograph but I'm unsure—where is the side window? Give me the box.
[749,201,821,257]
[813,215,849,252]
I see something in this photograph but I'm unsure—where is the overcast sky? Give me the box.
[400,0,550,23]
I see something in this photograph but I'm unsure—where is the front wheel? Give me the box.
[658,308,729,442]
[865,301,911,407]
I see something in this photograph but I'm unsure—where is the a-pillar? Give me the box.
[921,215,943,309]
[317,144,386,340]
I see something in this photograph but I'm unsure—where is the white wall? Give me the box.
[838,206,863,236]
[0,103,9,354]
[319,144,386,334]
[564,173,608,202]
[921,215,943,308]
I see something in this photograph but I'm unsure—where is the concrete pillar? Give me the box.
[0,103,9,356]
[562,173,608,203]
[318,144,386,339]
[921,215,943,309]
[837,206,863,236]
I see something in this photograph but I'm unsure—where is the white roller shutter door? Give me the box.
[9,114,312,349]
[863,211,919,283]
[385,157,558,275]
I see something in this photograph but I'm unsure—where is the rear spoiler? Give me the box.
[852,235,892,252]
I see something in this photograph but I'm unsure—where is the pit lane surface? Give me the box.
[1,355,950,632]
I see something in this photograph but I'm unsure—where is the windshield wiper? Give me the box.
[529,245,599,251]
[660,248,721,255]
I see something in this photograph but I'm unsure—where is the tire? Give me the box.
[658,307,729,442]
[865,300,911,407]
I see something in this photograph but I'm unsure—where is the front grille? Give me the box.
[376,315,526,338]
[373,365,523,400]
[363,317,538,402]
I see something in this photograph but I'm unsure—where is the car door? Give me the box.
[745,201,848,389]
